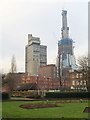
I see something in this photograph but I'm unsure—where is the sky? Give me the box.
[0,0,88,73]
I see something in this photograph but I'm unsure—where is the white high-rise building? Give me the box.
[25,34,47,75]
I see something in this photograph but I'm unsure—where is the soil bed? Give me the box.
[83,107,90,113]
[20,103,60,109]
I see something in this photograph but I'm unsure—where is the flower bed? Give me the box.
[19,103,60,109]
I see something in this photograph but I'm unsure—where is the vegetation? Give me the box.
[2,55,17,93]
[10,55,17,73]
[45,92,90,98]
[2,100,89,118]
[2,92,10,100]
[78,55,90,91]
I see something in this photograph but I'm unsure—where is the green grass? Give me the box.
[2,100,89,118]
[0,101,2,118]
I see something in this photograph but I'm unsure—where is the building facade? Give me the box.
[25,34,47,75]
[40,45,47,66]
[17,74,60,90]
[67,70,87,91]
[39,64,57,79]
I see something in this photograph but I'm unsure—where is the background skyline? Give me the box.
[1,0,88,73]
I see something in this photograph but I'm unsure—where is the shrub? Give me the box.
[2,92,10,100]
[45,92,90,98]
[26,94,41,99]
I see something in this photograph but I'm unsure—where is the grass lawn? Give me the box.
[2,100,89,118]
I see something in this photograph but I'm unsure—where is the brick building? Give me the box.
[39,64,57,79]
[21,75,60,90]
[3,72,73,94]
[67,70,87,91]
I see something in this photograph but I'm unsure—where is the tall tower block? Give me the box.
[25,34,47,76]
[57,10,77,78]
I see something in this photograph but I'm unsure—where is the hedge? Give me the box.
[45,92,90,98]
[1,92,10,100]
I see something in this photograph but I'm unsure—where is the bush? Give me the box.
[2,92,10,100]
[45,92,90,98]
[26,94,41,99]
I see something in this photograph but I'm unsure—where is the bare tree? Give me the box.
[78,56,88,70]
[4,55,17,92]
[5,73,14,91]
[10,55,17,73]
[2,74,7,86]
[78,55,90,91]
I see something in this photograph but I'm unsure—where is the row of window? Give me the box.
[72,73,87,79]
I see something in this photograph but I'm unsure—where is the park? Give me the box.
[1,92,90,119]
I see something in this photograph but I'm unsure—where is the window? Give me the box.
[76,74,79,78]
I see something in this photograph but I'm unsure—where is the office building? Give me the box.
[25,34,47,75]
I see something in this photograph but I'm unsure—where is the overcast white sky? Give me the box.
[0,0,88,73]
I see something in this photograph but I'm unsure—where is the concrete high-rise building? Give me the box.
[40,45,47,66]
[25,34,47,75]
[57,10,77,79]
